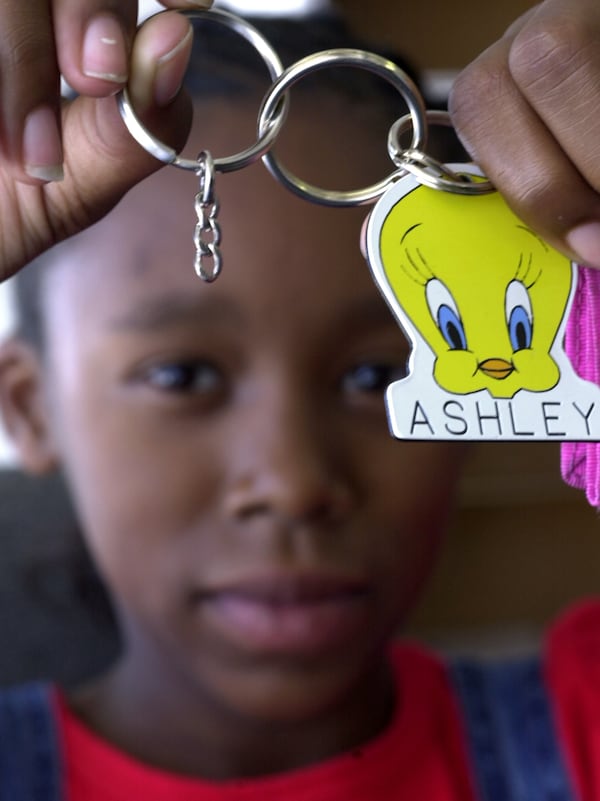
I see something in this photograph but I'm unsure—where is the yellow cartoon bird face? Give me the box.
[377,185,573,399]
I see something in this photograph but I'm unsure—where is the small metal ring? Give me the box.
[399,148,471,188]
[117,8,287,173]
[197,151,216,204]
[389,109,495,195]
[258,49,428,207]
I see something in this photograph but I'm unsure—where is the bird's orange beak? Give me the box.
[477,358,515,380]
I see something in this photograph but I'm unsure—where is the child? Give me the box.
[0,2,598,800]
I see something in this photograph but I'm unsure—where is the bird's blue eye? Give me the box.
[437,305,467,351]
[508,307,532,351]
[505,280,533,352]
[426,278,468,351]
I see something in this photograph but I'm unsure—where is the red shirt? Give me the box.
[54,599,600,801]
[55,643,476,801]
[545,599,600,800]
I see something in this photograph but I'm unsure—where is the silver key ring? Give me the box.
[388,109,495,195]
[117,8,287,173]
[258,49,428,207]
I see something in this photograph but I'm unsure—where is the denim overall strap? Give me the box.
[0,683,62,801]
[451,658,577,801]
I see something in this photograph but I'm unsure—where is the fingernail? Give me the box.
[154,27,193,106]
[23,106,64,183]
[82,14,128,83]
[567,222,600,268]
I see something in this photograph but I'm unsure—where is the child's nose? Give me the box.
[223,397,354,525]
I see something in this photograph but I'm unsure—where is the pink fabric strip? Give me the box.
[561,265,600,506]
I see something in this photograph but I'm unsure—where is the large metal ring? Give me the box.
[388,109,495,195]
[258,49,428,207]
[117,8,287,173]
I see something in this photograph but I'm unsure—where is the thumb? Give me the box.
[10,11,193,275]
[60,10,194,228]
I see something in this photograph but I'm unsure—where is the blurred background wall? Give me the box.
[340,0,537,69]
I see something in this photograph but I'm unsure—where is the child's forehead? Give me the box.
[44,159,385,339]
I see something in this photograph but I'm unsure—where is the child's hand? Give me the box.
[449,0,600,268]
[0,0,212,281]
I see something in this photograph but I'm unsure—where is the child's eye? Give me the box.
[143,362,223,394]
[341,362,406,395]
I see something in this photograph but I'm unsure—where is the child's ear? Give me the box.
[0,338,58,474]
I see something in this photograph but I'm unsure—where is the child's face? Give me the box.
[12,104,465,723]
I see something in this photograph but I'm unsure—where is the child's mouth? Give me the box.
[196,575,372,656]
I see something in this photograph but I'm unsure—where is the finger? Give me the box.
[508,0,600,265]
[52,0,212,148]
[128,10,194,113]
[1,12,194,278]
[1,0,139,185]
[449,0,600,267]
[0,0,63,183]
[53,0,138,97]
[449,35,600,258]
[57,10,194,225]
[53,0,212,99]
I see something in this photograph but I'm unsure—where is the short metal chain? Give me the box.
[194,152,223,282]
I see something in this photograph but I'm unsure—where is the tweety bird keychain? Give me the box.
[117,7,600,442]
[365,165,600,441]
